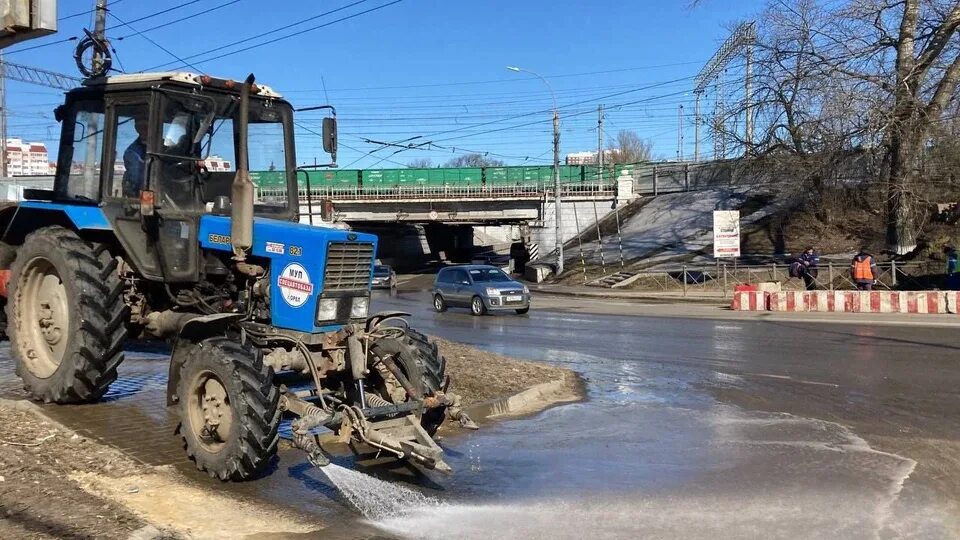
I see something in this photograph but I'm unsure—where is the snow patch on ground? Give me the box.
[574,187,789,266]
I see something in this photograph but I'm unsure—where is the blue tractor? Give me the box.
[0,72,469,479]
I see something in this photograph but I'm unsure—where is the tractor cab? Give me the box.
[40,72,305,282]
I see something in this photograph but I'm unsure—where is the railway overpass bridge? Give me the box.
[280,161,727,268]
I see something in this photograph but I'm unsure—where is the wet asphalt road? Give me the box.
[2,289,959,538]
[363,289,960,538]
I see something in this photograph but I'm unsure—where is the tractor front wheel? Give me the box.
[176,337,280,481]
[369,329,449,435]
[7,227,127,403]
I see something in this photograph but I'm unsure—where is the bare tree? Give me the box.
[443,153,505,167]
[406,158,433,168]
[606,130,654,163]
[716,0,960,253]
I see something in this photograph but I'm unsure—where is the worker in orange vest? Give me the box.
[850,250,878,290]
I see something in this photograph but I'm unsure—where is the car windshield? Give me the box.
[374,266,391,276]
[468,268,512,282]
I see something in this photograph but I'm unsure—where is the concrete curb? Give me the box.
[0,397,83,436]
[464,376,583,421]
[533,287,726,305]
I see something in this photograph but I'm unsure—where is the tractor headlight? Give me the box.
[485,287,500,296]
[350,296,369,319]
[316,298,339,322]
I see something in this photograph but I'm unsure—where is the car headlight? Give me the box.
[485,287,500,296]
[523,285,530,294]
[350,296,369,319]
[316,298,338,322]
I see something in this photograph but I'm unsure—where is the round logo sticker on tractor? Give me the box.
[278,263,313,308]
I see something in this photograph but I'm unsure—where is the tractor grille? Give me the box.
[323,241,374,291]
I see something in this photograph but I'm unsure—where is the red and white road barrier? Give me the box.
[731,291,768,311]
[947,292,960,314]
[767,290,955,314]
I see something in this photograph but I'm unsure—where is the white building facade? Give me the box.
[5,138,50,176]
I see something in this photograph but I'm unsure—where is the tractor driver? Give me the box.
[122,113,149,198]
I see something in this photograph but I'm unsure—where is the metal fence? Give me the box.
[622,260,947,296]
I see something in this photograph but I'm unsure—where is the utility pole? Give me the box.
[677,104,684,162]
[597,104,603,182]
[93,0,108,73]
[714,74,724,160]
[0,51,7,178]
[693,93,701,162]
[744,39,753,156]
[81,0,108,197]
[552,108,562,274]
[507,65,562,274]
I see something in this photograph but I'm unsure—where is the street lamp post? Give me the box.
[507,66,562,275]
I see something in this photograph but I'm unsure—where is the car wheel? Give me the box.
[515,307,530,315]
[470,296,487,316]
[433,294,447,312]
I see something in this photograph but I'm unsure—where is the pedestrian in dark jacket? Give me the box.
[850,250,878,290]
[797,246,820,290]
[946,247,959,291]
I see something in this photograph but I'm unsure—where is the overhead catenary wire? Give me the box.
[107,12,206,74]
[115,0,244,41]
[144,0,398,71]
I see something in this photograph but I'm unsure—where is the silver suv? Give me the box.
[432,265,530,316]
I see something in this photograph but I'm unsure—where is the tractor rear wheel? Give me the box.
[176,337,280,481]
[369,329,449,435]
[7,227,127,403]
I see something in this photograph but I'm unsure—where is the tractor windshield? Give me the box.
[157,91,297,219]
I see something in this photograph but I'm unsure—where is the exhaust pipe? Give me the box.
[231,73,256,261]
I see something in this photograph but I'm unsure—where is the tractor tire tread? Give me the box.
[177,337,279,481]
[8,226,127,403]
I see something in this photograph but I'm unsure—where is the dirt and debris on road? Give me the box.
[0,337,583,539]
[434,336,583,405]
[0,401,151,540]
[0,399,323,540]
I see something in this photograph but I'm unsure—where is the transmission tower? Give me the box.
[0,58,80,177]
[693,21,756,161]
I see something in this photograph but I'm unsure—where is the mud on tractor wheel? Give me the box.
[176,337,280,481]
[368,328,450,435]
[7,226,128,403]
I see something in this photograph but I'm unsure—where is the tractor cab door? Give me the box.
[101,90,204,282]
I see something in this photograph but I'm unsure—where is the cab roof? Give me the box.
[83,72,283,98]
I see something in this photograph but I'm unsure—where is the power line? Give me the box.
[145,0,378,71]
[116,0,202,27]
[418,76,697,142]
[2,37,78,56]
[170,0,406,69]
[5,0,210,56]
[287,60,710,93]
[107,12,206,74]
[58,0,126,21]
[115,0,243,41]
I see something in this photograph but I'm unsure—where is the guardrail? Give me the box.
[257,182,617,202]
[621,260,948,296]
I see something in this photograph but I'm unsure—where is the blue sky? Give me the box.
[5,0,764,169]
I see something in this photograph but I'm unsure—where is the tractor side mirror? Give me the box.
[322,117,337,157]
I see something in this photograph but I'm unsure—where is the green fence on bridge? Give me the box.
[250,163,641,191]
